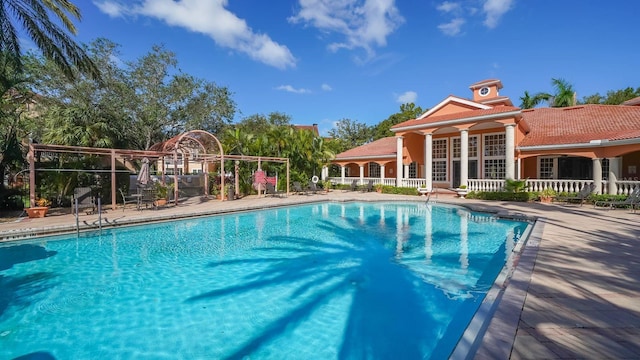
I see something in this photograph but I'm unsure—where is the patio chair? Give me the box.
[119,188,140,212]
[292,182,307,195]
[308,181,319,194]
[73,187,94,215]
[265,182,283,197]
[556,183,595,206]
[594,187,640,212]
[349,180,359,191]
[140,187,157,210]
[360,180,374,192]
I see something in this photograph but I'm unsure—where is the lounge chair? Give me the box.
[73,187,94,215]
[594,187,640,212]
[360,180,374,192]
[556,183,595,206]
[350,180,359,191]
[292,182,307,195]
[308,181,322,194]
[265,182,283,197]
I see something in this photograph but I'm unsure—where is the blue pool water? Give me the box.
[0,202,529,359]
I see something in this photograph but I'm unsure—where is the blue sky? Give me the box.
[75,0,640,135]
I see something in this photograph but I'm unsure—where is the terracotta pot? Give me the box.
[539,196,554,203]
[26,207,49,218]
[154,199,167,207]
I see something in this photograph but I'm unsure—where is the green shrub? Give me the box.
[466,191,532,202]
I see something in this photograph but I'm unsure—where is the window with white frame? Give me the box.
[408,162,417,178]
[432,138,447,181]
[369,162,381,178]
[602,159,609,180]
[539,157,555,179]
[483,133,505,179]
[452,136,479,159]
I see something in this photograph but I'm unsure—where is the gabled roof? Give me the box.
[335,137,396,160]
[519,105,640,147]
[468,79,502,89]
[392,106,521,131]
[417,95,491,119]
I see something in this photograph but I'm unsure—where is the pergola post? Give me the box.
[111,150,117,210]
[28,144,35,208]
[173,151,179,205]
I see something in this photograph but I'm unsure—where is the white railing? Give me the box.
[327,177,640,195]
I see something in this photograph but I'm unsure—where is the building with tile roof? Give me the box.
[331,80,640,195]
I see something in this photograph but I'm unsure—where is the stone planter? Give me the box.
[26,207,49,218]
[456,189,468,198]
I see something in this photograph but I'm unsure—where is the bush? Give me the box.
[465,191,533,202]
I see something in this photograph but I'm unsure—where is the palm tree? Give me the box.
[519,90,550,109]
[549,78,577,107]
[0,0,99,81]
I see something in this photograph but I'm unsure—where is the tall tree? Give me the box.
[548,78,576,107]
[0,0,99,81]
[519,90,550,109]
[371,103,423,140]
[580,87,640,105]
[327,118,372,152]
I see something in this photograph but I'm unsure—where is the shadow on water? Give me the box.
[0,244,58,317]
[187,211,455,359]
[0,244,57,271]
[12,351,57,360]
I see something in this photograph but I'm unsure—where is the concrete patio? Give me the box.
[1,191,639,359]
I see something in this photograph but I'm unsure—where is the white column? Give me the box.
[608,157,621,195]
[425,133,433,191]
[396,136,403,187]
[340,165,345,184]
[593,158,603,194]
[460,129,469,187]
[359,165,364,185]
[321,166,328,180]
[380,165,385,181]
[403,165,409,180]
[505,124,516,180]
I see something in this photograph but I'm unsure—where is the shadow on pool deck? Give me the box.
[1,192,640,359]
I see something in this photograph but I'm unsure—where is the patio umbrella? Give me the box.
[137,157,150,186]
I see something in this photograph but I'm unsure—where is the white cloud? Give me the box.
[483,0,513,28]
[94,1,128,17]
[321,83,332,91]
[289,0,404,59]
[276,85,311,94]
[438,18,465,36]
[396,91,417,104]
[436,1,461,13]
[93,0,296,69]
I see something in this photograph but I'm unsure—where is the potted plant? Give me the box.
[154,182,172,206]
[539,188,556,203]
[26,198,51,218]
[456,185,468,198]
[374,183,384,193]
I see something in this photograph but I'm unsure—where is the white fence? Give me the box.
[328,177,640,195]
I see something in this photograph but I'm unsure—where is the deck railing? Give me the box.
[327,177,640,195]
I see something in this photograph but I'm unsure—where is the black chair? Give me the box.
[361,180,374,192]
[73,187,94,215]
[350,180,359,191]
[292,182,307,195]
[265,182,283,197]
[140,188,157,210]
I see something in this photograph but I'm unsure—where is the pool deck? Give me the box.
[1,191,639,359]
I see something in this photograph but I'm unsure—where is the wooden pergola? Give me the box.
[27,130,290,210]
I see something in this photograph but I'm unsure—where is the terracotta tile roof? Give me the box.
[519,105,640,147]
[469,79,501,88]
[392,106,520,130]
[622,96,640,106]
[335,137,397,159]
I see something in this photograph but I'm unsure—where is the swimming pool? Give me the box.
[0,201,530,359]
